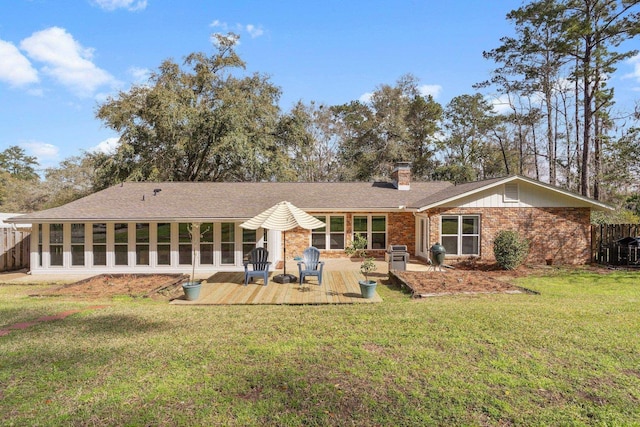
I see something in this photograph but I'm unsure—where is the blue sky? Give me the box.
[1,0,639,172]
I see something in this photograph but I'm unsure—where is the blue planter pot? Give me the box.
[182,281,202,301]
[358,280,377,299]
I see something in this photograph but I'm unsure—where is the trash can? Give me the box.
[387,244,409,271]
[430,242,446,266]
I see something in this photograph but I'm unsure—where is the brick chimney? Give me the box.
[391,162,411,190]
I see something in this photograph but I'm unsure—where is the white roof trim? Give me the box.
[416,175,614,212]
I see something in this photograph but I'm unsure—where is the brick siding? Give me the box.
[282,207,591,265]
[428,207,591,265]
[283,212,416,260]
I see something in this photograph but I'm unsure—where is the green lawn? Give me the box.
[1,269,639,426]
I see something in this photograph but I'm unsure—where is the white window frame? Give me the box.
[440,215,480,256]
[135,223,150,266]
[178,223,193,266]
[312,215,345,250]
[352,214,387,250]
[156,222,172,266]
[92,223,107,267]
[199,222,214,266]
[70,223,86,267]
[49,223,64,267]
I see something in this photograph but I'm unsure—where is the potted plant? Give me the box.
[182,222,206,301]
[345,234,368,260]
[358,256,378,298]
[346,235,378,298]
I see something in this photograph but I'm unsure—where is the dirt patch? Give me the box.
[33,274,188,300]
[392,262,537,297]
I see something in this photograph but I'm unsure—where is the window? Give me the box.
[114,223,129,266]
[49,224,63,266]
[93,224,107,266]
[136,223,150,265]
[157,223,171,265]
[221,222,235,265]
[37,224,43,267]
[312,216,345,250]
[242,228,257,260]
[178,223,192,265]
[441,215,480,256]
[71,223,85,266]
[353,215,386,250]
[200,223,214,265]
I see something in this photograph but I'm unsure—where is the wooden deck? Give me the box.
[170,270,383,305]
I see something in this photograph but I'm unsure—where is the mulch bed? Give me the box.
[391,262,538,297]
[28,264,546,301]
[32,274,188,300]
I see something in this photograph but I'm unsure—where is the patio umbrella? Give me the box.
[240,201,325,283]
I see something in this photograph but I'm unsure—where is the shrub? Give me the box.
[493,230,529,270]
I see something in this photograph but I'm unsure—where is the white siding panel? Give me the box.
[441,182,594,208]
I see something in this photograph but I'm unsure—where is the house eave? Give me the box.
[415,175,614,212]
[8,208,415,224]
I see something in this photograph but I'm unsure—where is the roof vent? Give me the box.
[504,183,519,203]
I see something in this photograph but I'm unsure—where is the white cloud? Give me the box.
[489,94,513,115]
[245,24,264,38]
[0,39,39,87]
[20,27,117,97]
[20,141,60,168]
[418,84,442,99]
[128,66,150,84]
[93,0,147,11]
[90,137,120,155]
[210,19,265,40]
[623,54,640,82]
[359,92,373,104]
[210,20,228,30]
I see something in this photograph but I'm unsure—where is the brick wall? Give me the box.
[388,212,415,254]
[282,212,417,260]
[428,207,591,265]
[281,207,591,265]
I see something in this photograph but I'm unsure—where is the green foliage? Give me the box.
[95,33,285,187]
[0,172,47,212]
[493,229,530,270]
[591,208,640,225]
[624,194,640,218]
[344,234,368,258]
[275,101,339,182]
[438,93,505,182]
[359,256,377,282]
[345,234,377,281]
[0,145,39,181]
[41,155,95,209]
[334,74,443,181]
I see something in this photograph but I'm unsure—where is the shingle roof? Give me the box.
[409,177,506,208]
[8,175,610,224]
[10,181,454,222]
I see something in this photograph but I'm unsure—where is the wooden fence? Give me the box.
[592,224,640,266]
[0,229,30,272]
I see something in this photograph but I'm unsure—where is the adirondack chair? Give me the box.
[243,247,271,286]
[297,246,325,285]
